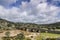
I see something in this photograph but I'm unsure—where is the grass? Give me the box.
[36,33,60,40]
[40,33,60,38]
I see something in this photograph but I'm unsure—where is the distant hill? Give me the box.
[0,18,60,30]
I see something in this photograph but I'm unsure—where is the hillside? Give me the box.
[0,18,60,30]
[0,18,60,34]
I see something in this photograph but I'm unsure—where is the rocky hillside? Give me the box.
[0,18,60,30]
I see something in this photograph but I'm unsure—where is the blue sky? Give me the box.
[0,0,60,24]
[11,0,30,7]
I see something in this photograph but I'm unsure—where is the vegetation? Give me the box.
[0,18,60,40]
[5,31,10,37]
[36,33,60,40]
[0,18,60,30]
[15,32,25,40]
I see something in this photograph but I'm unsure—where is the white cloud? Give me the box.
[0,0,60,24]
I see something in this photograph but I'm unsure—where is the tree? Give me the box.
[15,32,25,40]
[5,31,10,37]
[0,26,1,29]
[3,31,11,40]
[48,27,51,30]
[7,24,11,27]
[52,27,56,31]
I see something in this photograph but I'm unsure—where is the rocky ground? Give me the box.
[0,30,40,40]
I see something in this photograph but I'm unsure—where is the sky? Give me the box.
[0,0,60,24]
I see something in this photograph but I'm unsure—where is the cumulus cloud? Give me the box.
[0,0,60,24]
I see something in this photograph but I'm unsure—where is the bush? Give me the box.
[46,38,56,40]
[26,38,31,40]
[15,32,25,40]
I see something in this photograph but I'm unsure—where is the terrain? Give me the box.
[0,18,60,40]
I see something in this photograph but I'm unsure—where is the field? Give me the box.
[36,33,60,40]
